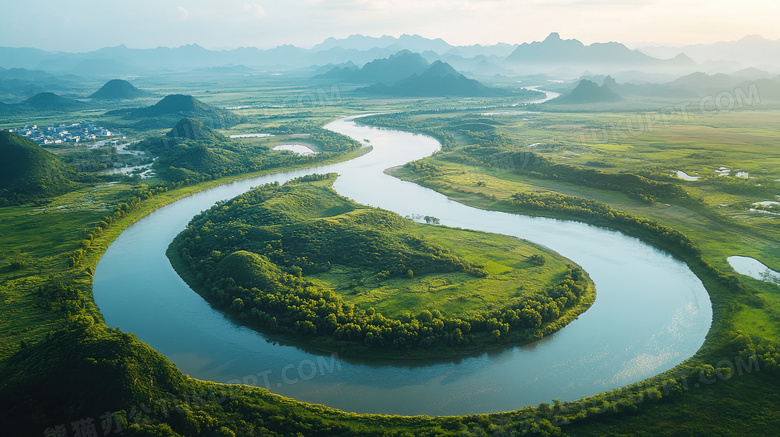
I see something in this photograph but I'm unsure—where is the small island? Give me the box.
[168,174,595,358]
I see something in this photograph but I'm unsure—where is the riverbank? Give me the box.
[91,116,710,416]
[165,174,596,360]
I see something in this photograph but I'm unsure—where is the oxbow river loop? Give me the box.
[93,115,712,416]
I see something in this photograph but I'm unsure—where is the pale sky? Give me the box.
[1,0,778,51]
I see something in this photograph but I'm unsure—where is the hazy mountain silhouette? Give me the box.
[548,79,623,104]
[667,72,740,94]
[590,75,698,98]
[506,33,695,74]
[312,34,454,54]
[318,50,430,83]
[23,92,86,110]
[359,60,512,97]
[639,35,780,68]
[0,34,709,75]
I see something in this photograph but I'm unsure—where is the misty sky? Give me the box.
[2,0,778,51]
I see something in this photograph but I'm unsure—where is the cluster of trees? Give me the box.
[133,119,360,184]
[175,245,588,352]
[507,191,701,257]
[403,161,445,180]
[702,177,775,197]
[0,131,77,206]
[168,177,591,353]
[174,179,487,279]
[461,148,693,205]
[269,121,363,153]
[363,114,699,206]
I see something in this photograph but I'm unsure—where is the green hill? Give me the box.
[166,117,228,143]
[0,324,187,435]
[360,60,512,97]
[168,174,593,357]
[88,79,148,100]
[108,94,242,128]
[158,144,242,179]
[548,79,624,104]
[0,131,75,205]
[133,116,360,183]
[22,92,86,111]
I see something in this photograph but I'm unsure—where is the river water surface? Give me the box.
[93,116,711,415]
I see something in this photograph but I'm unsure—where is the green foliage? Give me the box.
[133,119,360,184]
[107,94,244,129]
[507,191,701,258]
[482,150,692,204]
[89,79,148,100]
[169,175,592,356]
[0,131,77,205]
[529,254,546,266]
[404,161,444,180]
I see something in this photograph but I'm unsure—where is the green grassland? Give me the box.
[314,223,578,319]
[167,174,594,358]
[2,83,780,435]
[368,105,780,435]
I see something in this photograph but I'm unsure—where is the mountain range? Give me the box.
[639,35,780,70]
[0,33,778,100]
[0,33,708,78]
[506,33,695,74]
[318,50,430,83]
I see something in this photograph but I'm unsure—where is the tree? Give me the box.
[519,308,542,328]
[230,297,244,312]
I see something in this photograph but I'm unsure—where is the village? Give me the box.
[6,121,117,146]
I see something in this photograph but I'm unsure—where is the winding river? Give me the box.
[93,116,712,416]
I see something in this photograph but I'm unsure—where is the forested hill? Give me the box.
[89,79,148,100]
[133,119,360,184]
[0,131,75,205]
[107,94,244,128]
[168,174,594,357]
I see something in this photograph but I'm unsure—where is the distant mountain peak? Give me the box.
[23,92,86,110]
[359,60,511,97]
[506,33,667,71]
[89,79,148,100]
[422,60,460,78]
[316,50,429,83]
[549,79,624,104]
[311,34,453,54]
